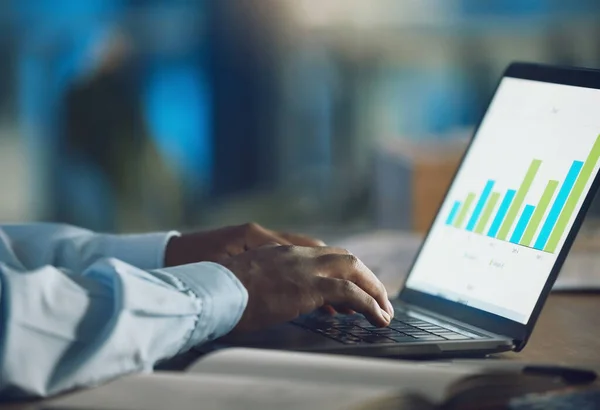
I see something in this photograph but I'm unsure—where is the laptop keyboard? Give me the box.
[292,312,473,345]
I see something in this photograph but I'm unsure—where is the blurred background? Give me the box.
[1,0,600,236]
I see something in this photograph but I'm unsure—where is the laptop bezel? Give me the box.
[398,62,600,350]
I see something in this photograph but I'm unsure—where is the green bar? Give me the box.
[497,159,542,240]
[520,180,559,247]
[474,192,501,234]
[453,193,476,228]
[545,135,600,253]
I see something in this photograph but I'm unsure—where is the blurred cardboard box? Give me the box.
[373,137,468,233]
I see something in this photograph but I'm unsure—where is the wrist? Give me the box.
[164,234,183,267]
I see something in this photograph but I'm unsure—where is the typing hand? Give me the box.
[164,222,325,266]
[221,244,394,333]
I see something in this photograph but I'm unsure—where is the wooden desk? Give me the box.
[504,293,600,364]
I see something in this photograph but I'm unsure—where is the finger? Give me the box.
[306,246,352,256]
[244,223,293,249]
[319,305,337,315]
[317,278,390,327]
[316,253,393,318]
[318,305,354,315]
[275,231,326,247]
[266,245,351,259]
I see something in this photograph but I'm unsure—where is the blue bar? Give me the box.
[534,160,584,249]
[510,205,535,244]
[466,180,495,231]
[487,189,516,238]
[446,201,462,225]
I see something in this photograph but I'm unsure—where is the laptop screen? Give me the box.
[405,76,600,324]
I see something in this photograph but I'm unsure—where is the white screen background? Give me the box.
[406,77,600,323]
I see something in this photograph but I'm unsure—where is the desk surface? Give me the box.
[504,293,600,364]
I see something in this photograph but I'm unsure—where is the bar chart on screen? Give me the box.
[445,134,600,254]
[407,77,600,324]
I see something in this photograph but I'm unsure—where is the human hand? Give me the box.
[221,244,394,333]
[164,222,325,267]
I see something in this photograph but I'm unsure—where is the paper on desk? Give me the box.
[43,372,392,410]
[332,231,600,294]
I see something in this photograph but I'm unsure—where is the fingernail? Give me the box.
[381,309,391,324]
[386,300,394,318]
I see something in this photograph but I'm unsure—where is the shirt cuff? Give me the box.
[152,262,248,350]
[100,231,180,270]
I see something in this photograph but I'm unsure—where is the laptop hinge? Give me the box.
[513,338,527,352]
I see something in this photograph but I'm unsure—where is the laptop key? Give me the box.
[417,326,445,331]
[371,328,402,337]
[307,322,337,330]
[360,327,383,333]
[390,328,416,334]
[336,327,373,337]
[323,330,346,337]
[371,327,397,332]
[308,316,337,323]
[403,320,429,326]
[336,335,362,344]
[401,330,431,336]
[351,330,375,337]
[389,323,415,329]
[352,318,372,325]
[389,328,414,333]
[333,325,362,331]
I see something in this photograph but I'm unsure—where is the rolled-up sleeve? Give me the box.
[0,224,247,399]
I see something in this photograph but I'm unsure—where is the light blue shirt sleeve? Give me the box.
[0,223,178,272]
[0,223,248,399]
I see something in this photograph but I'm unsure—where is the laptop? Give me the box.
[207,62,600,358]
